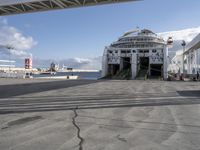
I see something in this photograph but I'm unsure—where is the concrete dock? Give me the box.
[0,78,200,150]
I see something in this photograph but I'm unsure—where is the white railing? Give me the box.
[108,44,164,50]
[112,39,165,45]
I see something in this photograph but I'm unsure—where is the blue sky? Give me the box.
[3,0,200,59]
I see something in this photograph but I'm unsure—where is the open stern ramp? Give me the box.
[0,0,138,16]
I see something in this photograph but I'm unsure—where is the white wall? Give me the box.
[186,49,200,74]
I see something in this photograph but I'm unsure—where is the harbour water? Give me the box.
[33,71,101,80]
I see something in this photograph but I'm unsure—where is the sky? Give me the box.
[0,0,200,68]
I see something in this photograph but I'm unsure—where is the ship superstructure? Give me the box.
[102,29,168,80]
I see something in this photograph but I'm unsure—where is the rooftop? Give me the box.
[122,29,157,37]
[185,33,200,53]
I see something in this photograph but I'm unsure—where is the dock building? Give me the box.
[169,33,200,77]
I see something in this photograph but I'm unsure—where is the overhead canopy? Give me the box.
[184,33,200,54]
[0,0,138,16]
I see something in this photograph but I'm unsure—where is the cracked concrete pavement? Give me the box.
[72,108,84,150]
[0,78,200,150]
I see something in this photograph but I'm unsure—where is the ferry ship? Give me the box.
[102,29,168,80]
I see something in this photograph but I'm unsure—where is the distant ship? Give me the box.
[40,62,58,75]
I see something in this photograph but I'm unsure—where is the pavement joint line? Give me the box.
[0,94,179,101]
[0,96,199,107]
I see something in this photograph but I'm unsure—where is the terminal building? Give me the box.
[184,33,200,75]
[102,29,168,80]
[169,33,200,76]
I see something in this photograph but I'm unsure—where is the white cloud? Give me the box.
[74,57,92,63]
[76,57,101,70]
[158,26,200,59]
[158,26,200,42]
[0,18,37,58]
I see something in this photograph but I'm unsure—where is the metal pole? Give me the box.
[9,50,11,77]
[197,49,199,81]
[197,49,199,73]
[182,46,185,75]
[181,40,186,79]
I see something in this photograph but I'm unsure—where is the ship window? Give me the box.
[144,50,149,53]
[109,51,112,53]
[127,50,131,53]
[132,50,136,53]
[121,50,126,53]
[139,50,143,53]
[115,50,118,53]
[152,49,157,53]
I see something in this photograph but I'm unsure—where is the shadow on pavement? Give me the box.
[0,79,99,99]
[177,90,200,97]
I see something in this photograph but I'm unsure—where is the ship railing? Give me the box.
[112,39,165,45]
[108,45,164,49]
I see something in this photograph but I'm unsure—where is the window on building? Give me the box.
[152,49,157,53]
[139,50,144,53]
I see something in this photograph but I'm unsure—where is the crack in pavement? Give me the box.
[116,134,127,143]
[72,107,84,150]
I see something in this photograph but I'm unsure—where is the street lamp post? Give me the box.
[6,45,14,77]
[181,40,186,79]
